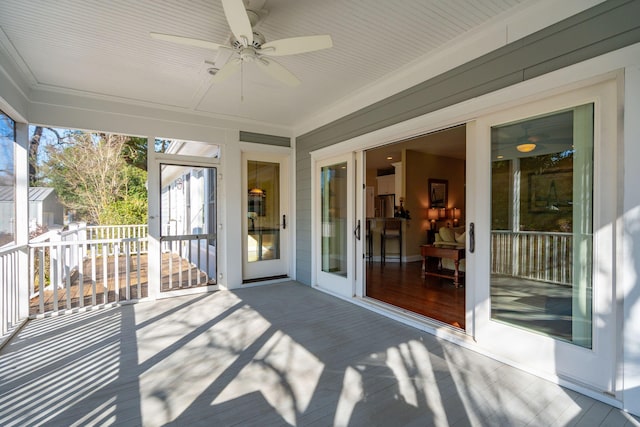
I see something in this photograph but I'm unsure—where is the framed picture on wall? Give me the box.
[429,179,448,208]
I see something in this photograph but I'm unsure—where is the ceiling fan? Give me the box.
[150,0,333,87]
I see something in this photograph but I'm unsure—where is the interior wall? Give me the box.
[405,151,465,257]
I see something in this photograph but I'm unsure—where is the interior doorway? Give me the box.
[364,125,467,328]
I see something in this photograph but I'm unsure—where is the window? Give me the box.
[0,110,16,246]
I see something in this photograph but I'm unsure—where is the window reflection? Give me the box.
[490,105,594,348]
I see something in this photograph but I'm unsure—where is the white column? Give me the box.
[146,136,160,300]
[622,65,640,416]
[221,129,242,288]
[14,122,29,319]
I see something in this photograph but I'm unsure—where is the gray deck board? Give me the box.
[0,281,637,426]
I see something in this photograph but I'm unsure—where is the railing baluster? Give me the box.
[92,243,97,307]
[2,256,6,335]
[125,243,130,301]
[187,240,192,287]
[102,244,108,305]
[38,248,44,314]
[205,237,210,283]
[78,243,84,308]
[53,244,61,312]
[65,244,71,309]
[137,240,141,298]
[169,245,173,289]
[114,245,120,302]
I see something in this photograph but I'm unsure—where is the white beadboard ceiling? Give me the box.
[0,0,530,129]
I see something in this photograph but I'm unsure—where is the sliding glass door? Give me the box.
[472,79,618,392]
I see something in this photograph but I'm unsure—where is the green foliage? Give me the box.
[123,165,148,199]
[122,136,148,171]
[99,196,148,225]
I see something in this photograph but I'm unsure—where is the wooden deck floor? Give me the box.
[2,282,638,426]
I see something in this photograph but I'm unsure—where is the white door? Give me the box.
[314,153,356,297]
[242,152,290,281]
[469,79,618,392]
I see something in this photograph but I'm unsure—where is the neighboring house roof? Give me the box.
[29,187,57,202]
[0,186,57,202]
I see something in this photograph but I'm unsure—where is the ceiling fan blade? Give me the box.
[150,32,227,51]
[261,35,333,57]
[255,57,300,87]
[211,58,242,83]
[221,0,254,46]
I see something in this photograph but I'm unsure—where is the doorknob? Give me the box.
[354,220,361,240]
[469,222,475,253]
[282,214,286,230]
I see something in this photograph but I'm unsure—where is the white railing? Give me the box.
[85,224,148,253]
[1,244,22,339]
[160,233,216,291]
[491,231,572,285]
[28,224,149,316]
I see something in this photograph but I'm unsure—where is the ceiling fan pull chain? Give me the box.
[241,61,244,102]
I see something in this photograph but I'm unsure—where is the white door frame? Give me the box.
[148,152,220,299]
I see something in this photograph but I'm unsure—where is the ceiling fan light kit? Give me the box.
[150,0,333,88]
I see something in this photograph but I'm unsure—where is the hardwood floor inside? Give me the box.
[366,260,465,329]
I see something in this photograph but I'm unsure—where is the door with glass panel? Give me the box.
[315,154,356,297]
[242,153,289,281]
[473,81,617,392]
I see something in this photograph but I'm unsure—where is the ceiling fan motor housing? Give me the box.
[232,31,265,49]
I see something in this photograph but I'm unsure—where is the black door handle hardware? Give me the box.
[469,222,475,253]
[354,220,361,240]
[282,214,286,229]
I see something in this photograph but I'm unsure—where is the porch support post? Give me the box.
[622,65,640,416]
[14,122,29,319]
[146,136,160,300]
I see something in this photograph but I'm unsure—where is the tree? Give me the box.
[29,126,66,185]
[43,132,130,224]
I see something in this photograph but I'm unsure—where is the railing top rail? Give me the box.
[0,244,26,256]
[28,236,148,248]
[491,230,573,236]
[86,224,148,230]
[59,228,87,237]
[160,233,216,241]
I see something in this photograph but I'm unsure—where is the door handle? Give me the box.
[469,222,475,253]
[282,214,286,230]
[354,220,361,240]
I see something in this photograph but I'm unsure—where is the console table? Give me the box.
[420,245,465,287]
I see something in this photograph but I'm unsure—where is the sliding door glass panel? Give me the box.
[490,104,593,348]
[247,160,280,263]
[321,162,348,277]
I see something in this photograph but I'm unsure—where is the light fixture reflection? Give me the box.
[516,143,537,153]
